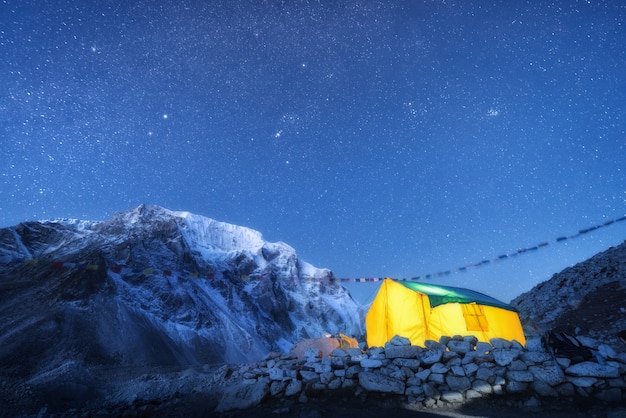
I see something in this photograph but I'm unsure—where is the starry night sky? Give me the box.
[2,1,625,303]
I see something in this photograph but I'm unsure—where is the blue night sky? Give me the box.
[1,1,625,303]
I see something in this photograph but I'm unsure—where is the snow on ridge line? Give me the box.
[36,206,294,259]
[125,206,331,278]
[178,211,266,252]
[16,205,333,280]
[40,218,100,231]
[9,227,32,259]
[172,210,312,274]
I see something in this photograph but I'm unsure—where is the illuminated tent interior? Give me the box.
[365,279,526,348]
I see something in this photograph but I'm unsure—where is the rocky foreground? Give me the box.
[7,334,625,417]
[209,334,626,416]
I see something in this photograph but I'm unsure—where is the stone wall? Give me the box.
[214,335,626,412]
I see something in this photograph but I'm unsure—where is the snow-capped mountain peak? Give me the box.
[0,205,362,381]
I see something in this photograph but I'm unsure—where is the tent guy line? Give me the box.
[2,214,624,285]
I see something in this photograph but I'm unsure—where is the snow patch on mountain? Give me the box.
[8,227,32,259]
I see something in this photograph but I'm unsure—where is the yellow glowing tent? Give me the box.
[366,279,526,348]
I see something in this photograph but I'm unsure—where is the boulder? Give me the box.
[463,336,478,346]
[268,367,285,381]
[428,373,445,384]
[472,379,493,394]
[555,357,571,369]
[320,372,335,384]
[299,370,320,383]
[420,349,443,365]
[465,389,483,399]
[439,336,452,346]
[510,340,524,350]
[532,380,559,397]
[448,357,462,366]
[462,351,494,364]
[331,356,347,368]
[416,369,431,381]
[566,376,598,388]
[369,347,385,357]
[270,380,285,396]
[490,338,512,349]
[430,363,449,374]
[520,351,553,364]
[463,363,479,376]
[358,371,405,394]
[284,379,302,396]
[313,358,332,374]
[360,358,383,368]
[385,345,421,359]
[328,378,342,390]
[388,335,411,346]
[393,358,421,370]
[524,337,544,352]
[475,366,496,383]
[440,391,464,403]
[215,378,270,412]
[493,349,520,366]
[597,344,617,360]
[447,340,472,354]
[450,365,465,376]
[369,351,386,361]
[446,375,471,392]
[406,376,422,386]
[405,385,424,396]
[507,370,534,383]
[422,382,440,398]
[443,351,461,362]
[506,380,529,393]
[475,342,493,354]
[330,348,349,357]
[345,365,362,379]
[565,362,620,378]
[349,352,367,363]
[424,340,446,351]
[528,365,564,386]
[508,360,527,371]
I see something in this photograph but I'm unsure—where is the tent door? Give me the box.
[461,304,489,332]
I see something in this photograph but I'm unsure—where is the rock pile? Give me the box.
[512,241,626,341]
[214,335,626,412]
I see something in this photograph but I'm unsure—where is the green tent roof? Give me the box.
[396,280,517,312]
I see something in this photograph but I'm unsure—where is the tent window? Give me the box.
[462,304,489,332]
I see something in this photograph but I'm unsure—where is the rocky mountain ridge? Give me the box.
[0,205,362,382]
[511,240,626,344]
